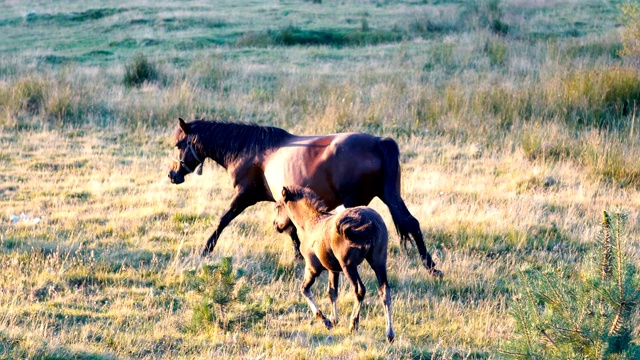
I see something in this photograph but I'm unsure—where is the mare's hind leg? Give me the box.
[378,195,443,278]
[301,267,332,329]
[367,258,395,343]
[342,265,366,333]
[327,271,340,326]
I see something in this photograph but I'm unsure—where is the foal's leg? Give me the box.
[368,260,395,343]
[342,265,366,333]
[301,266,332,329]
[327,271,340,326]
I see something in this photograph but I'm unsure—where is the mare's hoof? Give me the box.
[323,318,333,330]
[293,252,304,261]
[422,258,443,278]
[428,268,444,278]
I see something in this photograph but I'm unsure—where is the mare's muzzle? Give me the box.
[168,170,185,184]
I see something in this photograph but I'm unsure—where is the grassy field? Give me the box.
[1,0,639,358]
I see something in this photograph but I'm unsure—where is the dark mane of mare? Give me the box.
[179,120,293,168]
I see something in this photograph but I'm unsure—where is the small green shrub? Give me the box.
[123,53,159,88]
[183,257,263,331]
[502,211,640,359]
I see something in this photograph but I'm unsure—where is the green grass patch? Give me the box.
[237,25,404,48]
[24,8,124,24]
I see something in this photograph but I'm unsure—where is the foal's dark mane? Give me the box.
[189,120,293,167]
[288,186,332,216]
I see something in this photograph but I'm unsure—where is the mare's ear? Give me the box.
[179,118,190,135]
[281,187,290,201]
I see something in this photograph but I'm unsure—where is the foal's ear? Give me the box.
[178,118,190,135]
[281,187,290,201]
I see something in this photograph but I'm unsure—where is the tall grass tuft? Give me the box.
[547,67,640,129]
[620,1,640,66]
[580,135,640,188]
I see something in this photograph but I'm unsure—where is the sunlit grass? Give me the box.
[1,0,640,358]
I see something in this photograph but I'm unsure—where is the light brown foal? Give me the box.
[274,185,395,342]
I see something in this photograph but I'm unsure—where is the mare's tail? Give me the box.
[377,137,438,272]
[377,137,414,250]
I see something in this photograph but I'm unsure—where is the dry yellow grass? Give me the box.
[1,125,638,358]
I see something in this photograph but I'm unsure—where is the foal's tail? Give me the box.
[377,137,413,249]
[336,213,376,247]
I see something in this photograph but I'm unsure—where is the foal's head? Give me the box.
[274,186,330,231]
[168,118,204,184]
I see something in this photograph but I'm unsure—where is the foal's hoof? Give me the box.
[316,313,333,330]
[349,318,359,333]
[200,248,211,257]
[386,331,395,343]
[322,318,333,330]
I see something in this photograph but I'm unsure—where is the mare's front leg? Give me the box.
[280,221,303,260]
[202,188,259,256]
[301,266,332,329]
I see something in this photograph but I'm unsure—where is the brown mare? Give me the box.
[168,118,442,276]
[274,185,394,342]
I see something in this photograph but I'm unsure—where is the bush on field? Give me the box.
[124,53,159,88]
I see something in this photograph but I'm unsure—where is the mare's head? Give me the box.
[274,186,329,231]
[168,118,204,184]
